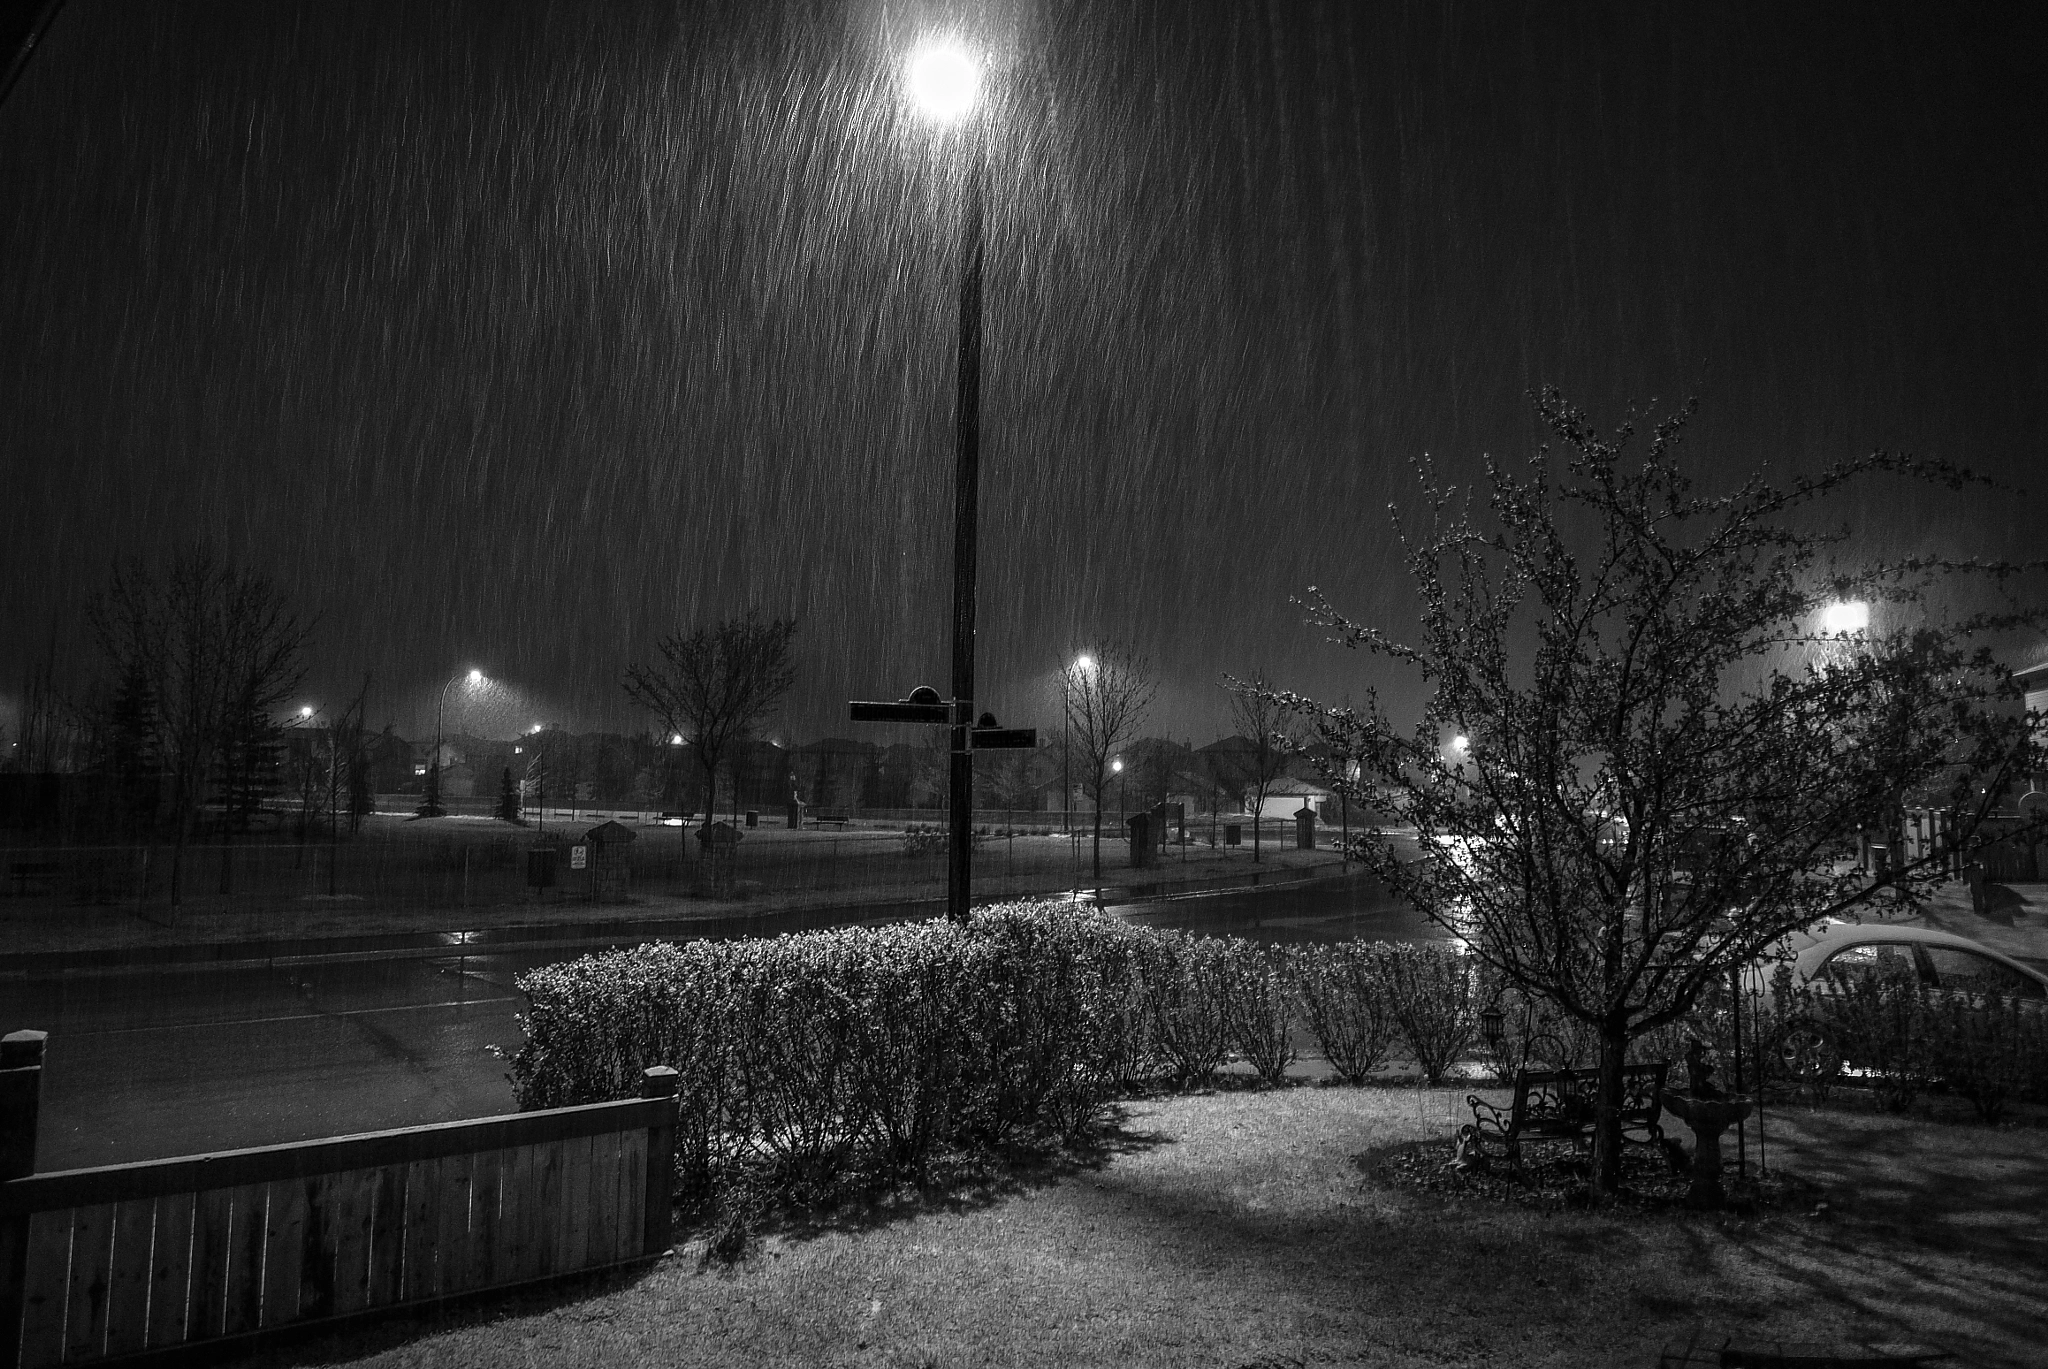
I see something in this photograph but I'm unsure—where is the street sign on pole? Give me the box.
[849,700,953,725]
[970,727,1036,749]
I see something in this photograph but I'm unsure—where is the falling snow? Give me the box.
[2,2,2041,737]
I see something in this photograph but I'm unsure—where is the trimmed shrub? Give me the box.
[1145,934,1236,1087]
[511,902,1155,1204]
[1289,942,1396,1084]
[1214,938,1297,1086]
[1378,941,1479,1084]
[1922,992,2045,1124]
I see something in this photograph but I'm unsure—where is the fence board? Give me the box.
[365,1164,405,1310]
[498,1143,538,1284]
[617,1130,647,1265]
[584,1133,619,1272]
[61,1202,116,1363]
[142,1191,192,1351]
[101,1197,156,1359]
[431,1152,474,1298]
[17,1209,71,1369]
[321,1168,378,1318]
[531,1139,562,1279]
[461,1149,503,1294]
[186,1187,232,1342]
[554,1134,593,1274]
[220,1183,267,1337]
[258,1178,309,1329]
[398,1158,441,1304]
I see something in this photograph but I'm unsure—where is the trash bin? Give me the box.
[745,809,759,829]
[1126,813,1154,869]
[526,848,558,889]
[1295,805,1317,851]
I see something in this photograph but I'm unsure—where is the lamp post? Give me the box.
[1066,654,1092,878]
[912,43,985,923]
[422,669,484,818]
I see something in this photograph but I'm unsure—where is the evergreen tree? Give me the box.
[417,755,445,817]
[495,765,523,823]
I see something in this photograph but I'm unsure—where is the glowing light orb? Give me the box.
[467,669,484,685]
[909,45,980,120]
[1452,735,1470,753]
[1821,600,1869,635]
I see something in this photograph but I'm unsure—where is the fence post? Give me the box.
[640,1067,679,1257]
[0,1031,44,1181]
[2,1029,48,1369]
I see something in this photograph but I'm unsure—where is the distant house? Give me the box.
[365,728,417,794]
[791,738,879,812]
[1257,775,1334,822]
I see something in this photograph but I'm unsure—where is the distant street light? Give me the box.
[1452,735,1470,754]
[1821,600,1870,636]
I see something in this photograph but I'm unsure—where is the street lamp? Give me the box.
[912,41,986,922]
[1821,600,1870,636]
[1065,653,1094,858]
[1113,756,1125,829]
[422,669,486,818]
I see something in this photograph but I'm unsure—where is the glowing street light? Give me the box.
[298,705,314,720]
[1821,600,1870,636]
[1452,735,1470,754]
[908,44,980,121]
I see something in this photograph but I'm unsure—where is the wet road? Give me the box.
[8,873,1435,1171]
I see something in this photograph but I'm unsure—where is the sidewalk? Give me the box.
[0,846,1360,974]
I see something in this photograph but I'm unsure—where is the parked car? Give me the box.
[1753,922,2047,1090]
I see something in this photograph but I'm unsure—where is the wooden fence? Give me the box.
[1,1031,678,1368]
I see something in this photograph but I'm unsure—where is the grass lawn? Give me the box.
[244,1087,2048,1369]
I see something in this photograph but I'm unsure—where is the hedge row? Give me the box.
[510,902,2048,1201]
[508,902,1487,1194]
[1770,971,2048,1122]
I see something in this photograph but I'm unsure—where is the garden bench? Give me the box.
[1457,1061,1669,1167]
[808,814,851,828]
[7,860,61,895]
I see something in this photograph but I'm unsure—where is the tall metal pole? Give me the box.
[945,129,985,923]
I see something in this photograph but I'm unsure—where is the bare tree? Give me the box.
[1223,672,1301,862]
[1277,390,2044,1199]
[623,614,798,832]
[1060,642,1156,880]
[88,550,311,906]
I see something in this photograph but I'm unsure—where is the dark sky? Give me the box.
[3,0,2043,744]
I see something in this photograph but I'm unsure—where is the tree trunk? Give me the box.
[1091,800,1102,881]
[1588,1020,1630,1199]
[699,752,719,834]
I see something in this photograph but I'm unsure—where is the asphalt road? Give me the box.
[10,872,1432,1172]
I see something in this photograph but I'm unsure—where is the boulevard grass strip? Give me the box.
[239,1087,2048,1369]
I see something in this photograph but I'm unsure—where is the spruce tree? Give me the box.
[495,765,523,823]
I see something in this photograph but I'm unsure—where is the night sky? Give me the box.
[3,1,2043,744]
